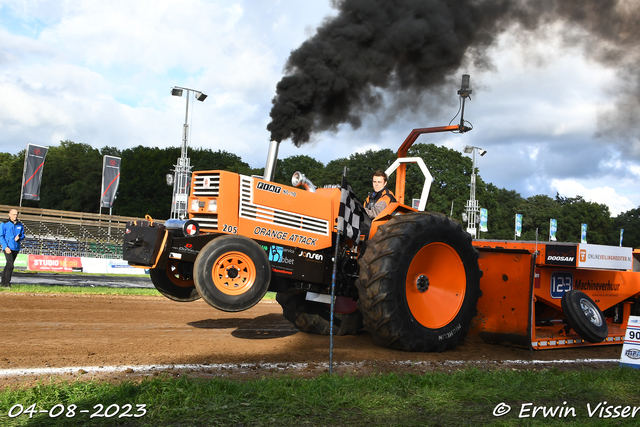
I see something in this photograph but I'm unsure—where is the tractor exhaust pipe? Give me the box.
[263,140,280,182]
[291,171,316,193]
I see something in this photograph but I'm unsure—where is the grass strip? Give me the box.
[0,284,276,300]
[1,367,640,426]
[6,270,154,279]
[0,284,161,296]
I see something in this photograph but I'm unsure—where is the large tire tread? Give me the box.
[194,235,271,312]
[561,290,608,343]
[356,212,482,352]
[150,260,200,302]
[276,291,363,336]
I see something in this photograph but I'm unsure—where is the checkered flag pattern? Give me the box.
[337,176,367,244]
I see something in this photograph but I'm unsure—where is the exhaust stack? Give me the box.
[263,140,280,182]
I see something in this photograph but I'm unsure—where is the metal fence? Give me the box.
[0,205,149,259]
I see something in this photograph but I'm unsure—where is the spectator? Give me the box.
[1,209,25,287]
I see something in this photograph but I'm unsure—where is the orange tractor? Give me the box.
[124,76,640,352]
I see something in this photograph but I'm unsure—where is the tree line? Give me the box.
[0,140,638,248]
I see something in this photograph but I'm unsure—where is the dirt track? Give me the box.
[0,292,624,387]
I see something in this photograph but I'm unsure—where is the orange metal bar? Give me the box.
[395,125,460,203]
[397,125,461,158]
[396,165,406,205]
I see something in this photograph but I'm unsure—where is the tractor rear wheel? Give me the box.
[355,212,482,352]
[149,259,200,302]
[276,291,363,335]
[194,235,271,312]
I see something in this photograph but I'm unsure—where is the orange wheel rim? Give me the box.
[212,251,256,295]
[166,259,194,288]
[406,242,466,329]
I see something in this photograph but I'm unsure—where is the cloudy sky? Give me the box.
[1,0,638,216]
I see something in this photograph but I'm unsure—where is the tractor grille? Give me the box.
[239,176,329,235]
[191,173,220,231]
[189,214,218,230]
[192,173,220,197]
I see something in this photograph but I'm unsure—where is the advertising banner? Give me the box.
[107,259,149,275]
[0,255,148,274]
[581,223,588,244]
[101,155,121,208]
[515,214,522,237]
[28,255,83,272]
[21,144,48,201]
[549,219,557,241]
[621,316,640,369]
[545,244,578,267]
[0,254,29,269]
[479,208,488,232]
[577,243,633,270]
[620,229,624,247]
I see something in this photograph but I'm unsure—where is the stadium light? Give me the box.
[462,145,487,238]
[458,74,472,99]
[170,86,207,219]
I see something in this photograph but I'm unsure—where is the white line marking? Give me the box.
[0,358,620,378]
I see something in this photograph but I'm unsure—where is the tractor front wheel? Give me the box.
[194,235,271,312]
[355,212,482,352]
[149,259,200,302]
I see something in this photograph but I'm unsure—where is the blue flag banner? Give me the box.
[549,219,557,242]
[515,214,522,238]
[620,229,624,247]
[479,208,488,232]
[581,223,587,244]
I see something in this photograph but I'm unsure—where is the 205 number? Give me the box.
[222,224,238,234]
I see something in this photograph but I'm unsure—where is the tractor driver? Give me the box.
[364,171,396,219]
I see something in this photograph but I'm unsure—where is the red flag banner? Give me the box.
[101,155,121,208]
[22,144,48,201]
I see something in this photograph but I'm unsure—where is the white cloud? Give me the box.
[550,179,635,216]
[0,0,336,158]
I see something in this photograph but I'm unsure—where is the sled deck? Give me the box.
[470,240,640,350]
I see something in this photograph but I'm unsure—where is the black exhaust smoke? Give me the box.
[267,0,640,150]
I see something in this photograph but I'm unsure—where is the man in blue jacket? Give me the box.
[1,209,25,287]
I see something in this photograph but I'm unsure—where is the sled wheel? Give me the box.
[276,291,363,335]
[194,235,271,312]
[355,212,482,352]
[561,290,608,343]
[149,259,200,302]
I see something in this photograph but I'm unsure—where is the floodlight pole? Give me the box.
[170,86,207,220]
[468,148,479,239]
[463,145,485,239]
